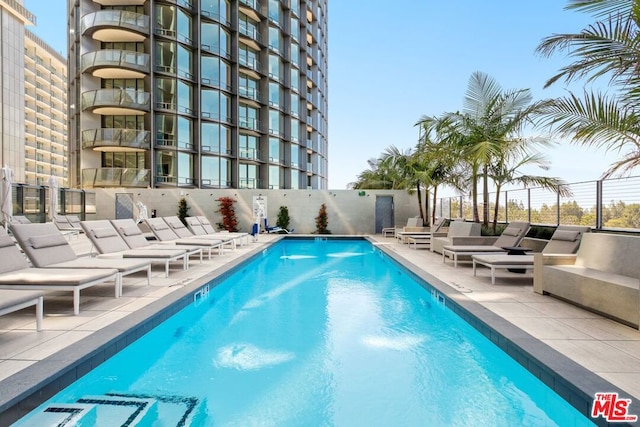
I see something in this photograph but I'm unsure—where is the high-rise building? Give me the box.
[68,0,328,190]
[0,0,36,184]
[24,29,68,188]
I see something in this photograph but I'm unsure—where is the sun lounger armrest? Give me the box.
[533,253,578,294]
[541,254,578,265]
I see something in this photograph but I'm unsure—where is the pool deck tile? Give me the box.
[1,233,640,423]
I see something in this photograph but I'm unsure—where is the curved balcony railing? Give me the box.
[81,10,149,42]
[81,50,150,78]
[82,128,150,151]
[239,23,262,43]
[82,168,150,188]
[92,0,145,5]
[82,89,150,114]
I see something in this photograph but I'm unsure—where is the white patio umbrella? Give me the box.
[135,201,149,223]
[47,174,59,221]
[1,165,13,230]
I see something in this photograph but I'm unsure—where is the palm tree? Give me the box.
[430,72,549,225]
[379,146,427,223]
[414,117,465,225]
[536,0,640,177]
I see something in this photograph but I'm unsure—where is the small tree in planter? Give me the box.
[177,197,190,225]
[216,196,239,232]
[276,205,290,232]
[315,203,331,234]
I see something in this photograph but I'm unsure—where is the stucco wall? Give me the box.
[91,189,423,235]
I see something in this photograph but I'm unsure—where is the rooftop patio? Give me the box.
[0,232,638,422]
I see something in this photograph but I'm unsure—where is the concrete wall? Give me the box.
[91,189,422,235]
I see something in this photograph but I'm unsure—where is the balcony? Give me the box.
[82,168,150,188]
[82,50,150,79]
[92,0,146,5]
[81,10,149,42]
[239,86,260,102]
[238,117,260,132]
[82,88,150,115]
[82,128,151,151]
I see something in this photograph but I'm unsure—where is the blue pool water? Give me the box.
[18,239,594,426]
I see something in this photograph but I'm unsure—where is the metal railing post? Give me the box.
[527,189,531,224]
[596,180,603,230]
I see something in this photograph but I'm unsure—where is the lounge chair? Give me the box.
[11,223,152,297]
[442,221,531,267]
[0,229,118,315]
[195,216,250,247]
[80,220,189,278]
[110,218,204,263]
[431,220,482,254]
[0,289,44,331]
[395,217,446,245]
[144,217,225,259]
[383,217,422,236]
[471,225,591,284]
[10,216,31,225]
[184,217,237,249]
[52,215,81,239]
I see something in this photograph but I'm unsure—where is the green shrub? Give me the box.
[276,206,290,232]
[315,203,331,234]
[177,197,190,225]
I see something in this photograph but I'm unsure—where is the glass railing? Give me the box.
[82,128,150,150]
[238,55,260,71]
[239,23,261,42]
[81,50,150,75]
[239,147,259,160]
[81,10,149,38]
[239,0,258,10]
[82,168,150,188]
[239,86,260,101]
[82,88,150,112]
[238,117,260,131]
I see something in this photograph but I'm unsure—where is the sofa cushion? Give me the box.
[0,234,15,248]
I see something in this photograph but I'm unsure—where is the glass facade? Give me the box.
[69,0,328,189]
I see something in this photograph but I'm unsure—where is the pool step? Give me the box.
[14,392,203,426]
[15,403,97,426]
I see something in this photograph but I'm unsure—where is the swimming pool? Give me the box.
[14,239,594,426]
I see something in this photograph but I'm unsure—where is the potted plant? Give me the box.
[315,203,331,234]
[177,197,190,225]
[216,196,239,232]
[276,205,291,233]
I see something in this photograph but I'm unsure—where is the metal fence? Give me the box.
[436,175,640,231]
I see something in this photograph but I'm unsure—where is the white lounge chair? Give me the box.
[0,229,118,315]
[144,217,225,259]
[442,221,531,267]
[11,223,152,297]
[472,225,591,284]
[0,289,44,331]
[80,220,189,278]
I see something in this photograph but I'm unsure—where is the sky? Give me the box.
[24,0,622,192]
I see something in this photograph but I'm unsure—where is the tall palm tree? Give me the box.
[414,117,465,224]
[536,0,640,177]
[431,72,548,225]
